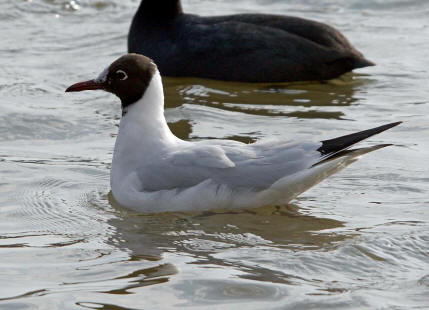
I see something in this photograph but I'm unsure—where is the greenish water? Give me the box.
[0,0,428,309]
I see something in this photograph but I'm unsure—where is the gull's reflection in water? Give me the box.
[107,192,354,290]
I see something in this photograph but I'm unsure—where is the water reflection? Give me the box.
[162,72,367,143]
[167,119,192,140]
[102,263,178,295]
[107,192,353,289]
[163,72,364,120]
[77,302,140,310]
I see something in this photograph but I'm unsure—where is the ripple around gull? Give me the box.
[0,160,111,246]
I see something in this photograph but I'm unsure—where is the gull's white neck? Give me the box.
[111,71,179,184]
[121,71,173,140]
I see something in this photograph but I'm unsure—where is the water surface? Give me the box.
[0,0,428,309]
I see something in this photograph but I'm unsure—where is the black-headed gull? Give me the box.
[66,54,400,213]
[128,0,374,82]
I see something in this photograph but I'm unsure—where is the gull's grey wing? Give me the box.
[135,122,401,193]
[136,140,322,192]
[212,140,322,190]
[136,143,253,191]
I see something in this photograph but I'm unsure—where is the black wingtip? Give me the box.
[313,143,393,167]
[318,121,402,156]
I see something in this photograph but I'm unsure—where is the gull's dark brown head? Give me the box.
[66,53,157,108]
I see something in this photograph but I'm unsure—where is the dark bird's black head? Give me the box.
[136,0,183,21]
[66,53,157,109]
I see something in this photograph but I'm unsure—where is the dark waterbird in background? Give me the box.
[128,0,374,82]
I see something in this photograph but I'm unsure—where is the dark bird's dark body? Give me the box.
[128,0,374,82]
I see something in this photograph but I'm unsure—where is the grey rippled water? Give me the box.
[0,0,428,309]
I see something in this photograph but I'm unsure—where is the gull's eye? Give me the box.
[115,69,128,81]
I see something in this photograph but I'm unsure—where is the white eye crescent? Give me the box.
[116,69,128,81]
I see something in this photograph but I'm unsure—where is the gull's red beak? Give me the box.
[65,79,104,92]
